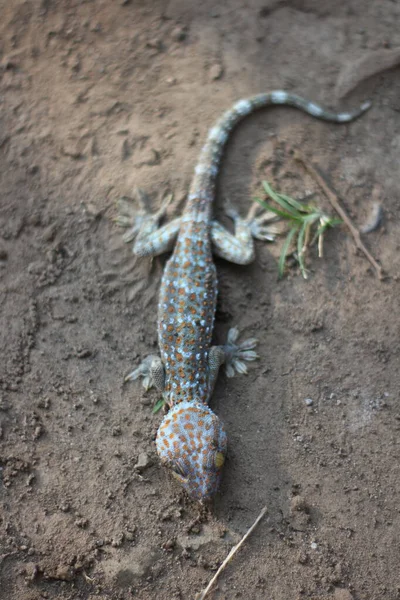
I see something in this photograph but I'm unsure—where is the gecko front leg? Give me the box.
[116,188,181,257]
[208,327,259,395]
[125,354,165,392]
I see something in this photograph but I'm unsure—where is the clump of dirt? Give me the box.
[1,1,399,599]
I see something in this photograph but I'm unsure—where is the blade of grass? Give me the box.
[275,192,309,213]
[297,221,308,278]
[279,226,298,278]
[152,398,165,414]
[262,182,300,216]
[254,197,300,221]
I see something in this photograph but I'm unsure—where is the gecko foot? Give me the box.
[245,202,281,241]
[223,199,280,242]
[125,355,165,391]
[115,188,173,244]
[223,327,258,378]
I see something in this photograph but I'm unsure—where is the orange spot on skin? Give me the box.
[167,324,174,332]
[184,423,194,431]
[198,420,205,427]
[163,439,170,448]
[168,306,174,313]
[176,353,183,361]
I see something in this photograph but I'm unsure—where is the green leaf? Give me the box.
[254,197,299,221]
[279,226,298,278]
[297,220,309,279]
[152,398,165,414]
[276,192,308,213]
[262,182,299,216]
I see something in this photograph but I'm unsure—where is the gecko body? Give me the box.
[119,91,370,500]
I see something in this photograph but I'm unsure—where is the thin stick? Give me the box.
[196,506,268,600]
[293,150,385,280]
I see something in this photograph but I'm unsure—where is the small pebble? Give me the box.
[310,541,318,550]
[209,63,223,81]
[134,452,152,472]
[305,398,313,406]
[171,26,187,42]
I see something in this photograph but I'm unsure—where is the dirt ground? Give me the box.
[1,1,400,599]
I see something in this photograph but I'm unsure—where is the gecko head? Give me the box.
[156,400,227,501]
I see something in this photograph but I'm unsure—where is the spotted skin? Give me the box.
[121,91,370,501]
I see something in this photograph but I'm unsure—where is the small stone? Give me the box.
[304,398,313,406]
[42,223,58,242]
[76,348,92,359]
[310,541,318,550]
[54,565,74,581]
[134,452,152,472]
[125,529,136,542]
[75,518,89,529]
[33,425,43,440]
[290,495,308,513]
[209,63,223,80]
[61,139,82,159]
[171,26,187,42]
[111,533,124,547]
[24,563,39,581]
[163,538,175,551]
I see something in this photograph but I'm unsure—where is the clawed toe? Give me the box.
[224,327,259,378]
[125,354,160,391]
[250,222,280,241]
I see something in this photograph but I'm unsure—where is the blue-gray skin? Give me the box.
[118,91,371,500]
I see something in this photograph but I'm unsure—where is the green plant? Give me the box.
[255,181,342,279]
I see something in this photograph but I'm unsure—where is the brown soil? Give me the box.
[1,1,399,599]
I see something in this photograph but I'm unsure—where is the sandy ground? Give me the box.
[1,1,400,599]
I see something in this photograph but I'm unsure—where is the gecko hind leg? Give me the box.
[211,200,279,265]
[116,188,181,257]
[125,355,165,391]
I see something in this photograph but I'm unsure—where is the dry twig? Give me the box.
[196,506,268,600]
[293,150,385,280]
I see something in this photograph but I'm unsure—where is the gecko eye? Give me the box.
[214,452,225,469]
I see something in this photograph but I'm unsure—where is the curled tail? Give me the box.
[187,90,371,216]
